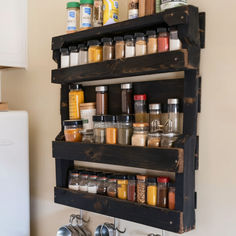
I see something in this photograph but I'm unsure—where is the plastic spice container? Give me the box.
[81,129,94,143]
[88,173,98,193]
[157,177,170,208]
[103,0,119,26]
[114,36,125,59]
[169,27,182,51]
[156,0,161,13]
[128,0,139,20]
[147,177,157,206]
[95,86,108,115]
[88,40,103,63]
[97,174,108,195]
[147,132,161,147]
[93,115,106,144]
[64,120,83,142]
[149,103,162,133]
[117,175,128,200]
[80,102,96,130]
[168,183,175,210]
[79,171,89,191]
[69,46,79,66]
[93,0,103,27]
[146,30,158,54]
[157,28,169,52]
[102,37,114,61]
[66,2,80,33]
[60,48,70,68]
[160,0,187,12]
[127,175,136,202]
[124,35,135,58]
[135,33,147,56]
[167,98,180,133]
[161,132,179,147]
[121,83,133,114]
[134,94,149,123]
[139,0,145,17]
[105,115,117,144]
[80,0,94,30]
[145,0,155,15]
[69,83,84,120]
[117,115,134,145]
[107,175,117,197]
[78,44,88,65]
[137,175,147,204]
[68,169,80,190]
[131,123,149,147]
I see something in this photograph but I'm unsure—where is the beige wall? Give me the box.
[1,0,236,235]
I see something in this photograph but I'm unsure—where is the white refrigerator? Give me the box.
[0,111,30,235]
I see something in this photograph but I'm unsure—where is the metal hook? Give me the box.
[113,218,126,234]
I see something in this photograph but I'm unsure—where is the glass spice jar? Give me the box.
[147,177,157,206]
[114,36,125,59]
[145,0,155,15]
[157,28,169,52]
[169,27,182,51]
[80,0,94,30]
[131,123,149,147]
[93,0,103,27]
[127,175,136,202]
[135,32,147,56]
[157,177,170,208]
[88,40,103,63]
[60,48,70,68]
[81,129,94,143]
[69,46,79,67]
[87,173,98,193]
[105,115,117,144]
[168,183,176,210]
[107,175,117,197]
[149,103,162,133]
[93,115,106,144]
[80,102,96,130]
[121,83,133,114]
[79,171,89,192]
[78,44,88,65]
[124,35,135,58]
[146,30,158,54]
[117,115,134,145]
[161,132,179,147]
[64,120,83,142]
[102,37,114,61]
[147,132,161,147]
[134,94,149,123]
[167,98,180,133]
[97,174,108,195]
[68,169,80,191]
[96,86,108,115]
[128,0,139,20]
[66,2,80,33]
[139,0,145,17]
[137,175,147,204]
[117,175,128,200]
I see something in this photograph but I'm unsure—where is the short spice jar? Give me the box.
[157,177,170,208]
[157,28,169,52]
[87,173,98,193]
[68,169,80,190]
[131,123,149,147]
[93,0,103,27]
[124,35,135,58]
[102,37,114,61]
[135,32,147,56]
[134,94,149,123]
[146,30,158,54]
[80,102,96,130]
[147,177,157,206]
[60,48,70,68]
[114,36,125,59]
[95,86,108,115]
[128,0,139,20]
[161,132,179,147]
[169,27,182,51]
[105,115,117,145]
[117,115,134,145]
[69,46,79,67]
[97,174,108,195]
[168,183,176,210]
[88,40,103,63]
[107,175,117,197]
[149,103,162,133]
[137,175,147,204]
[81,129,94,143]
[66,2,80,33]
[64,120,83,142]
[93,115,106,144]
[147,132,161,148]
[78,44,88,65]
[117,175,128,200]
[127,175,136,202]
[121,83,133,114]
[79,171,89,191]
[80,0,94,30]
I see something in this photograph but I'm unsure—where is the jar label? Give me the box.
[67,10,77,31]
[103,0,119,25]
[80,6,92,28]
[128,9,139,19]
[160,0,187,11]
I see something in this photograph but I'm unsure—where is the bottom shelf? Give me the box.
[55,187,185,234]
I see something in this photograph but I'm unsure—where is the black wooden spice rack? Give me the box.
[51,5,205,234]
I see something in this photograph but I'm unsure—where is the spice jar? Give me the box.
[105,115,117,144]
[96,86,108,115]
[128,0,139,20]
[88,40,103,63]
[121,83,133,114]
[134,94,149,123]
[169,27,182,51]
[147,177,157,206]
[167,98,180,133]
[127,175,136,202]
[78,44,88,65]
[80,102,96,130]
[168,183,175,210]
[124,35,135,58]
[64,120,83,142]
[97,174,108,195]
[156,0,161,13]
[69,46,79,67]
[60,48,70,68]
[157,177,169,208]
[117,115,134,145]
[103,0,119,26]
[107,175,117,197]
[69,83,84,120]
[137,175,147,204]
[114,36,125,59]
[102,37,114,61]
[117,175,128,200]
[135,33,147,56]
[160,0,187,12]
[79,171,89,191]
[139,0,145,17]
[93,115,106,144]
[93,0,103,27]
[81,129,94,143]
[66,2,80,33]
[146,30,158,54]
[147,132,161,147]
[161,132,179,147]
[131,123,149,147]
[157,28,169,52]
[88,173,98,193]
[80,0,93,30]
[149,103,162,132]
[145,0,155,15]
[68,169,80,190]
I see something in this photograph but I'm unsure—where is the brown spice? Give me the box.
[103,45,114,61]
[157,188,168,208]
[139,0,145,17]
[115,41,125,59]
[147,37,158,54]
[145,0,155,15]
[135,40,147,56]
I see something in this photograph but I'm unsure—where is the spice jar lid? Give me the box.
[60,48,69,55]
[93,115,105,122]
[69,46,78,52]
[149,103,161,110]
[95,86,108,92]
[80,102,96,109]
[104,115,116,122]
[101,37,113,43]
[117,114,134,123]
[63,120,83,126]
[117,175,127,180]
[124,35,134,41]
[121,83,132,89]
[136,175,147,180]
[134,32,145,38]
[69,83,83,90]
[148,177,157,183]
[114,36,124,42]
[78,43,88,50]
[134,94,147,101]
[87,39,101,46]
[157,27,168,33]
[168,98,179,105]
[133,123,149,128]
[81,0,94,4]
[67,2,80,8]
[157,177,170,183]
[169,182,176,188]
[70,169,80,176]
[127,175,136,180]
[146,30,157,37]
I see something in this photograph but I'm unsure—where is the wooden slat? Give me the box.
[199,12,206,49]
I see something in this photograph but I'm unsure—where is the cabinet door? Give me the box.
[0,0,27,68]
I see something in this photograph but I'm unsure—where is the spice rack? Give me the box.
[51,5,205,234]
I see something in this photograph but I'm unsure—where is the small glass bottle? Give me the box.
[87,173,98,194]
[146,30,158,54]
[136,175,147,204]
[105,115,117,145]
[95,86,108,115]
[66,2,80,33]
[79,171,89,192]
[93,115,106,144]
[149,103,162,133]
[157,177,170,208]
[64,120,83,142]
[102,37,114,61]
[93,0,103,27]
[117,175,128,200]
[121,83,133,114]
[117,115,134,145]
[157,28,169,52]
[167,98,180,133]
[107,175,117,197]
[147,177,157,206]
[135,32,147,56]
[88,40,103,63]
[80,0,93,30]
[60,48,70,68]
[147,132,161,148]
[168,183,176,210]
[68,169,80,190]
[114,36,125,59]
[161,132,179,147]
[97,174,108,195]
[124,35,135,58]
[131,123,149,147]
[127,175,136,202]
[128,0,139,20]
[69,46,79,67]
[81,129,94,143]
[134,94,148,123]
[169,27,182,51]
[78,44,88,65]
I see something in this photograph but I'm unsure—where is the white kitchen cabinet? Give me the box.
[0,0,27,68]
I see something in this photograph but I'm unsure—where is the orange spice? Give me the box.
[106,127,118,144]
[168,187,175,210]
[64,128,82,142]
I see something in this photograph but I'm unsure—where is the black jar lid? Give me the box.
[63,120,83,126]
[87,40,101,46]
[134,32,145,38]
[93,115,105,122]
[157,27,168,33]
[117,175,127,180]
[117,114,134,123]
[114,36,124,42]
[70,169,80,175]
[104,115,116,122]
[60,48,69,55]
[148,177,157,183]
[69,83,83,90]
[69,46,78,52]
[127,175,136,180]
[78,43,88,50]
[124,35,134,41]
[146,30,157,37]
[101,37,113,43]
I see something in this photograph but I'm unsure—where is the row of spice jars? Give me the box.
[69,169,176,210]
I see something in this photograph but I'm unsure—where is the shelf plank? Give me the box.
[52,141,184,173]
[55,187,185,233]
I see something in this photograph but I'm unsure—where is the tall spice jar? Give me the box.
[78,44,88,65]
[105,115,117,144]
[134,94,149,123]
[60,48,70,68]
[157,28,169,52]
[95,86,108,115]
[102,37,114,61]
[121,83,133,114]
[135,33,147,56]
[131,123,149,147]
[80,102,96,130]
[117,115,133,145]
[93,115,106,144]
[149,103,162,132]
[117,175,128,200]
[157,177,169,208]
[137,175,147,204]
[127,175,136,202]
[124,35,135,58]
[69,46,79,66]
[169,27,182,51]
[166,98,180,133]
[107,175,117,197]
[168,183,176,210]
[66,2,80,33]
[88,40,103,63]
[114,36,125,59]
[128,0,139,20]
[80,0,94,30]
[146,30,158,54]
[93,0,103,27]
[145,0,155,15]
[139,0,145,17]
[147,177,157,206]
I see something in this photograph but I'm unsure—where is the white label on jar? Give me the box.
[80,185,88,191]
[128,9,139,19]
[80,6,92,28]
[69,185,80,191]
[125,45,135,58]
[67,10,77,31]
[70,52,79,67]
[160,0,187,11]
[61,55,70,68]
[81,108,96,130]
[88,186,98,193]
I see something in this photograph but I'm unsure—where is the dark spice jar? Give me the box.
[121,83,133,114]
[127,175,136,202]
[157,177,170,208]
[96,86,108,115]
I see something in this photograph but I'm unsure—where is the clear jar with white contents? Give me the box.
[79,171,89,192]
[169,27,182,51]
[60,48,70,68]
[161,132,179,147]
[135,32,147,56]
[78,44,88,65]
[167,98,180,133]
[69,46,79,67]
[68,170,80,191]
[88,173,98,194]
[124,35,135,58]
[131,123,149,147]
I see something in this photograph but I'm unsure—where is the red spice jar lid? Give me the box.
[157,177,170,183]
[134,94,147,101]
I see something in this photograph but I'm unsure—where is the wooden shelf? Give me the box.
[55,187,187,234]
